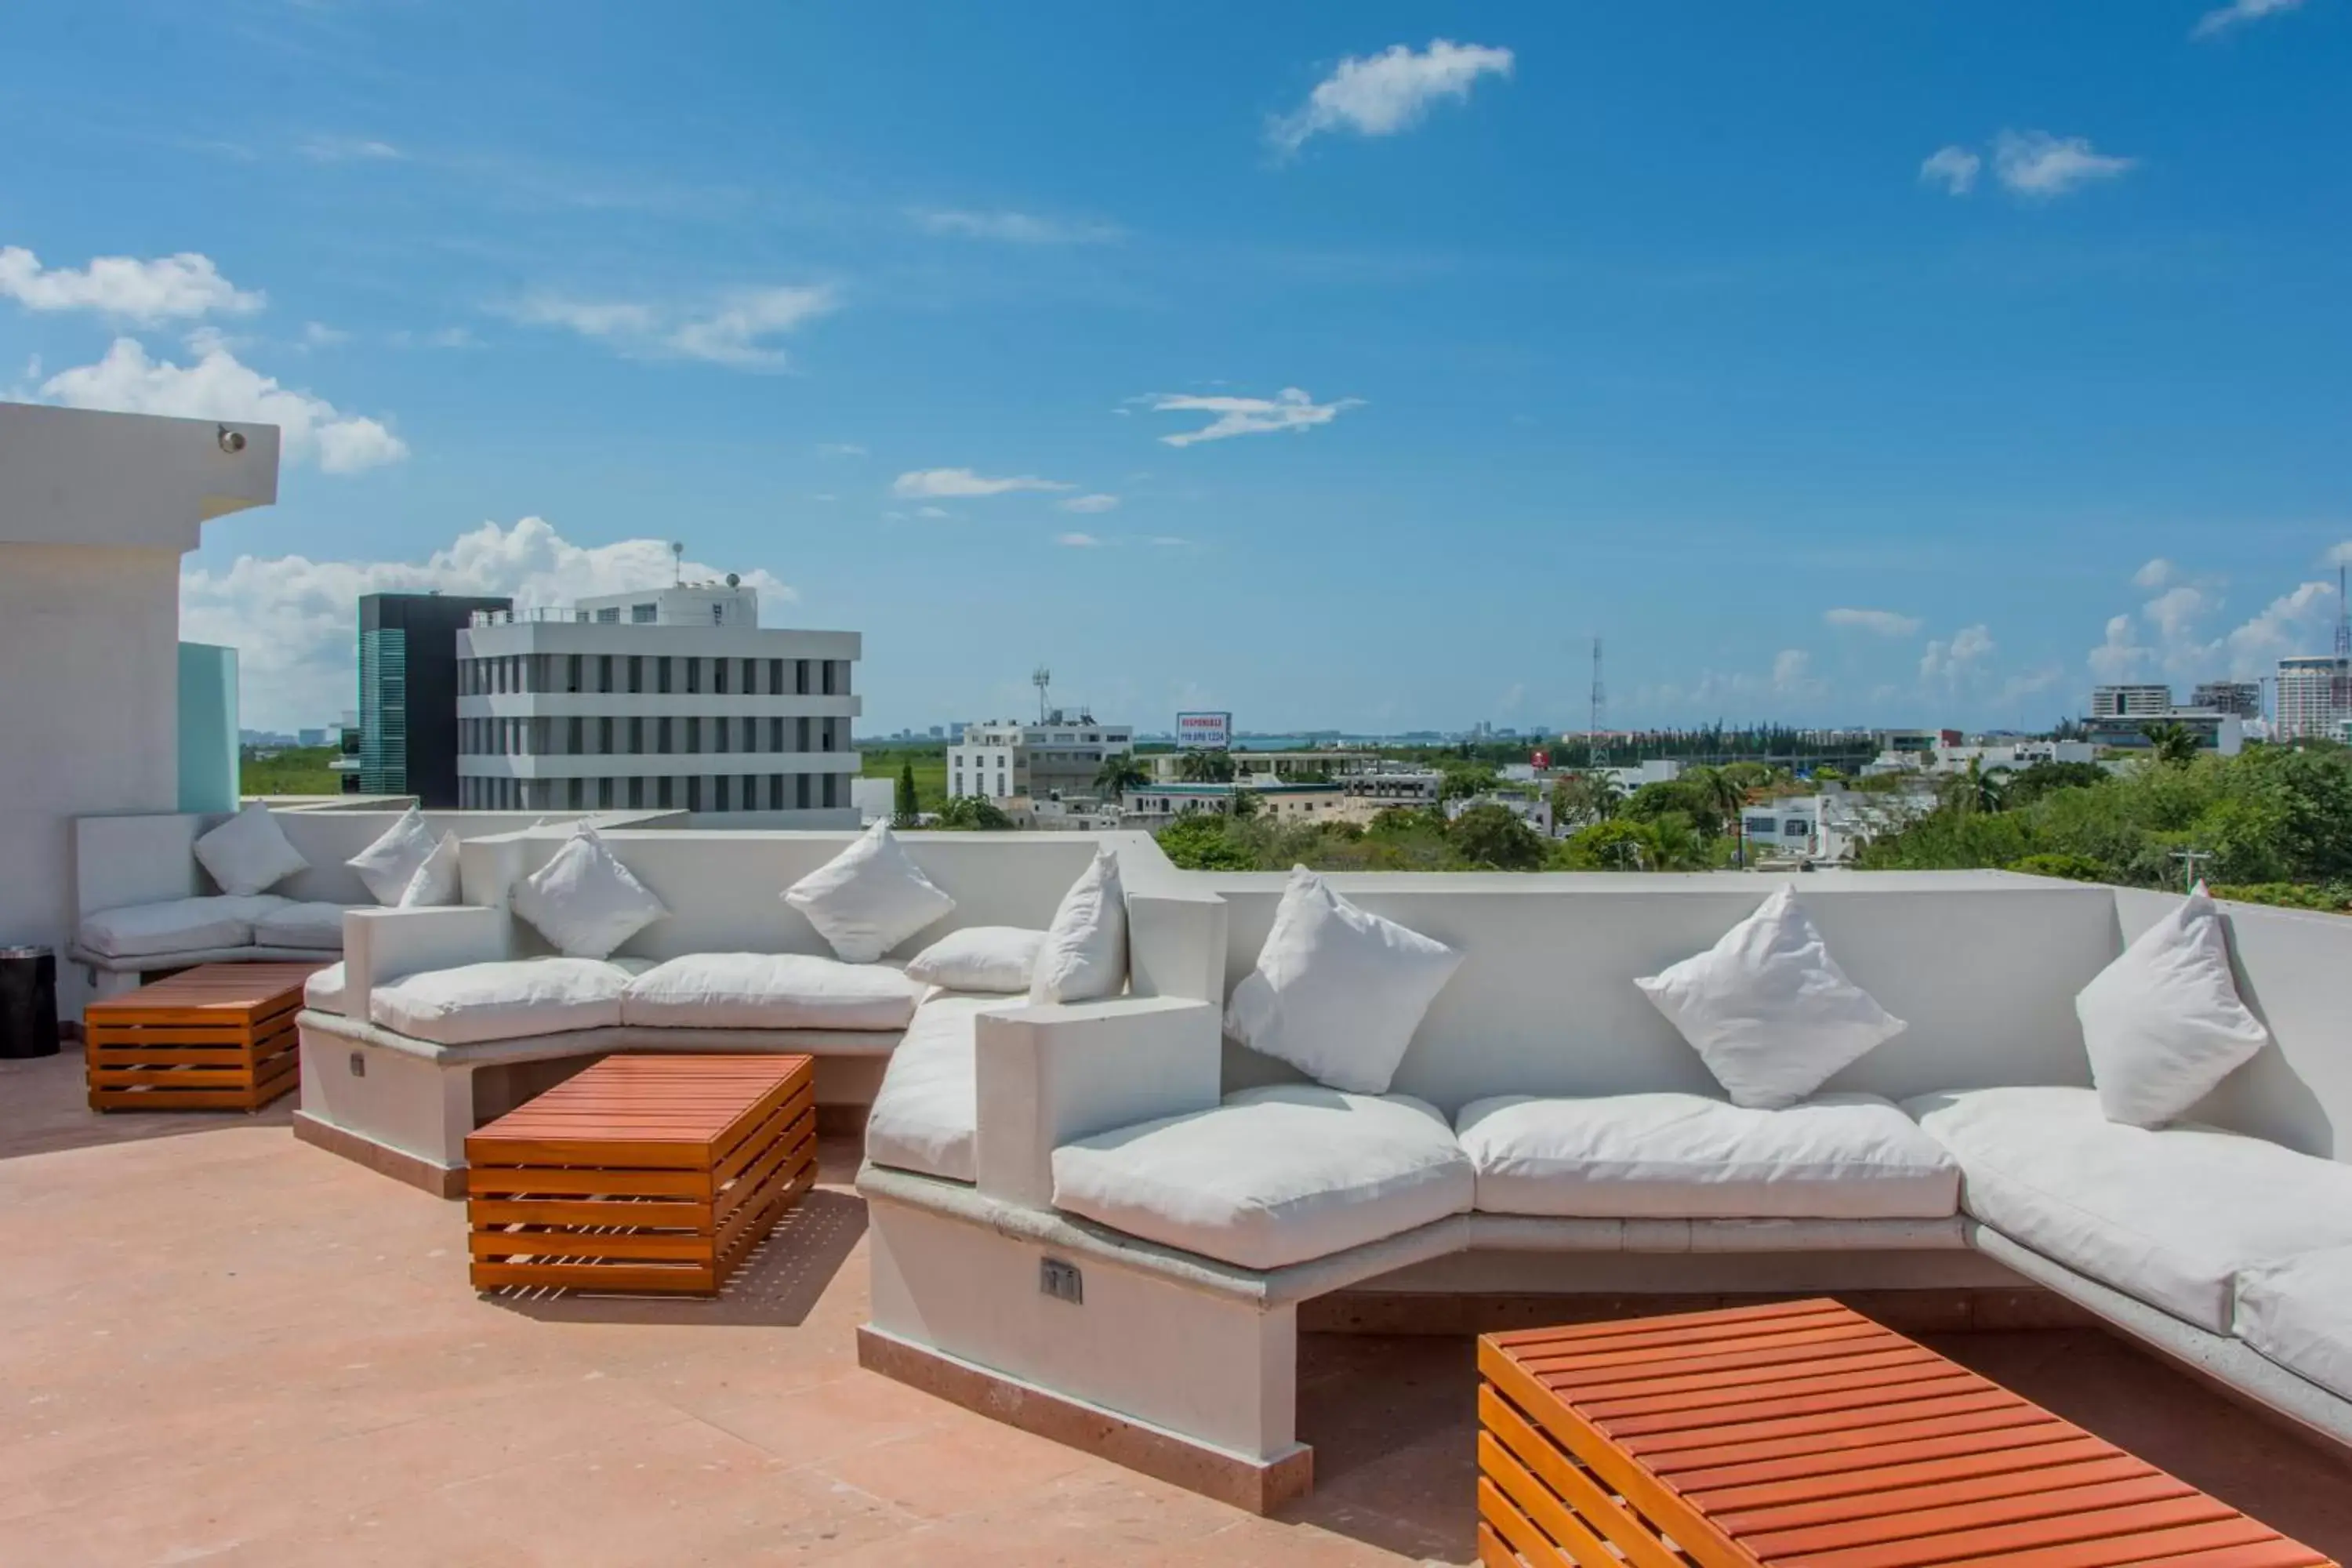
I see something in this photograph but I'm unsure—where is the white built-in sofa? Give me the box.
[852,863,2352,1512]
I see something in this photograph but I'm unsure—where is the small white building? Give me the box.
[949,710,1134,804]
[456,583,861,824]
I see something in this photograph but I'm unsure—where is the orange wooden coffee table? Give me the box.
[1479,1298,2333,1568]
[465,1053,817,1296]
[84,961,323,1112]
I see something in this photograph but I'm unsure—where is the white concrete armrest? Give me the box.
[342,906,511,1018]
[973,995,1222,1207]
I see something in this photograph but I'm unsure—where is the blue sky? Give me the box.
[4,2,2349,734]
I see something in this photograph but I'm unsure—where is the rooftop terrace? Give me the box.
[8,1044,2350,1567]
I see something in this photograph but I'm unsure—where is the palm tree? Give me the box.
[1176,749,1235,783]
[1644,817,1705,871]
[1686,765,1751,862]
[1094,755,1149,798]
[2144,721,2201,768]
[1938,758,2007,815]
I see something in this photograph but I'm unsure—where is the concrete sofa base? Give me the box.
[857,1326,1314,1515]
[69,943,342,1001]
[293,1009,898,1198]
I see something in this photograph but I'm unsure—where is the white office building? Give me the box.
[2276,656,2350,742]
[949,711,1134,804]
[456,583,860,823]
[2089,684,2173,719]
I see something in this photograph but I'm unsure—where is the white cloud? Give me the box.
[1054,532,1103,549]
[1920,624,1994,685]
[1138,387,1363,447]
[36,336,407,472]
[2143,585,2210,644]
[2322,539,2352,567]
[2223,581,2337,673]
[914,505,950,519]
[2193,0,2306,38]
[814,441,867,457]
[1058,493,1120,514]
[299,136,402,163]
[1269,38,1514,154]
[1823,607,1922,637]
[0,245,263,324]
[908,209,1122,245]
[2086,613,2153,682]
[2132,557,2178,590]
[1772,649,1817,695]
[891,467,1075,499]
[301,321,349,348]
[1991,131,2136,198]
[510,285,837,368]
[1918,146,1981,196]
[183,518,795,731]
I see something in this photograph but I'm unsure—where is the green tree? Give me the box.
[1683,766,1750,858]
[1556,818,1654,870]
[1552,770,1624,827]
[2145,721,2202,768]
[1177,749,1236,783]
[2007,852,2108,884]
[1812,764,1846,786]
[935,794,1011,830]
[2002,760,2107,808]
[1228,786,1262,821]
[1094,754,1149,797]
[1445,804,1547,869]
[1937,759,2007,815]
[1155,813,1258,870]
[893,760,920,826]
[1644,813,1708,870]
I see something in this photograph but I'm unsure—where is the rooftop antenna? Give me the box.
[1032,665,1052,724]
[1588,636,1606,756]
[2335,564,2351,724]
[670,541,685,586]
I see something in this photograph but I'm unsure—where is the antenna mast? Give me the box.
[670,541,685,586]
[1588,636,1606,746]
[1032,666,1052,724]
[2334,564,2350,727]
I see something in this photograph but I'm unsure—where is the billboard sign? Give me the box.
[1176,711,1232,751]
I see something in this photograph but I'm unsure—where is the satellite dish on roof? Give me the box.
[726,572,740,587]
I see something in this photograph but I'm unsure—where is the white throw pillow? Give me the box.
[1225,866,1463,1095]
[194,802,310,897]
[510,825,670,958]
[782,822,955,964]
[1636,885,1905,1110]
[2078,884,2270,1127]
[1029,848,1128,1004]
[397,830,463,909]
[346,806,438,906]
[905,927,1046,993]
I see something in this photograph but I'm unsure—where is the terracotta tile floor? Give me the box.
[5,1044,2350,1566]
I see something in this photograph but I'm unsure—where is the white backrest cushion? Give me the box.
[2079,884,2270,1127]
[1029,848,1127,1004]
[1225,866,1464,1095]
[345,806,438,906]
[397,830,463,909]
[782,821,956,963]
[194,803,311,897]
[906,927,1046,993]
[510,825,670,958]
[1636,884,1905,1110]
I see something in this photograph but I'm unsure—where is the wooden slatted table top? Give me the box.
[1482,1298,2333,1568]
[468,1054,815,1154]
[85,962,325,1019]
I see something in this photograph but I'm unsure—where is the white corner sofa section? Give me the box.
[293,828,1201,1198]
[855,870,2352,1513]
[67,805,600,1007]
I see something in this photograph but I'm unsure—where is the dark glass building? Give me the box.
[358,593,512,804]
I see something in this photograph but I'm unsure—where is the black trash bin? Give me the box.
[0,945,60,1059]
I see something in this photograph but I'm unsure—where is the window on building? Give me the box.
[685,659,701,694]
[687,776,702,812]
[742,773,757,811]
[715,775,731,812]
[796,659,811,695]
[1785,820,1809,837]
[596,606,621,623]
[822,773,839,808]
[797,773,811,810]
[715,717,730,754]
[598,776,615,808]
[768,658,783,695]
[627,655,642,694]
[657,657,672,695]
[711,604,723,625]
[631,602,656,623]
[821,719,837,753]
[597,654,613,694]
[628,717,644,755]
[714,659,729,695]
[657,775,673,810]
[1745,816,1776,837]
[598,716,614,754]
[822,661,838,696]
[796,716,811,753]
[768,717,783,752]
[768,774,782,809]
[568,777,585,809]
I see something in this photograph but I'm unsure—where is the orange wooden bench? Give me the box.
[1479,1298,2334,1568]
[84,962,322,1112]
[464,1053,816,1295]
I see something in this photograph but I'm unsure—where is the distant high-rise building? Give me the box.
[359,592,513,804]
[2089,684,2172,719]
[2275,656,2350,741]
[2190,681,2263,720]
[455,582,861,821]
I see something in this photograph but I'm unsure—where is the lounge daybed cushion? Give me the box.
[368,957,640,1046]
[304,962,347,1014]
[903,927,1045,993]
[251,901,356,949]
[864,993,1028,1182]
[1907,1086,2352,1331]
[1029,848,1127,1004]
[77,895,292,959]
[347,806,441,906]
[511,826,670,959]
[2234,1247,2352,1402]
[1457,1092,1960,1220]
[618,953,923,1031]
[784,822,955,964]
[1051,1084,1474,1270]
[193,802,310,897]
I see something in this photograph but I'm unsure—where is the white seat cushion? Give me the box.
[304,961,347,1015]
[783,822,955,964]
[2234,1247,2352,1402]
[1457,1092,1959,1220]
[346,806,440,906]
[1907,1086,2352,1331]
[369,958,636,1046]
[903,927,1045,994]
[619,953,922,1030]
[250,901,354,950]
[511,826,670,959]
[76,895,289,959]
[1051,1085,1473,1270]
[865,993,1029,1182]
[1029,848,1127,1004]
[2078,886,2270,1127]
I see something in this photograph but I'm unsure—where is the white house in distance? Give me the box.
[0,401,281,1016]
[948,711,1134,805]
[456,581,861,825]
